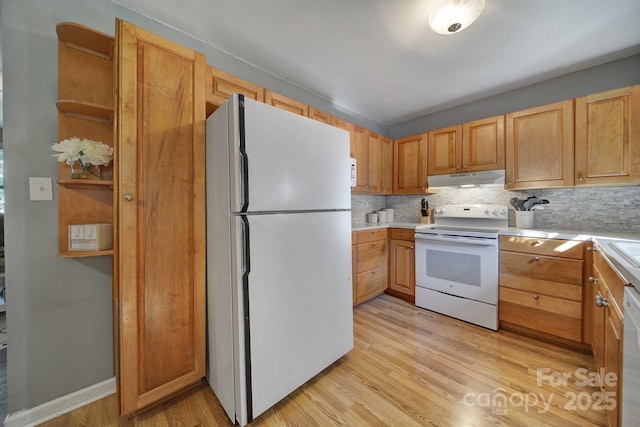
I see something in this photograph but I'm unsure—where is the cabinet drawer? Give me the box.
[357,228,388,243]
[356,240,387,273]
[500,236,583,259]
[356,266,387,303]
[389,228,414,241]
[499,287,582,341]
[500,251,583,286]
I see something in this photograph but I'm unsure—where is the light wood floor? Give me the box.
[40,294,606,426]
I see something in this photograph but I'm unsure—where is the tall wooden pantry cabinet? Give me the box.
[56,20,206,416]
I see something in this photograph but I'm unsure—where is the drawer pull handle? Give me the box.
[372,242,377,247]
[531,240,542,246]
[401,233,405,236]
[534,257,540,262]
[533,294,539,300]
[588,276,598,284]
[371,269,377,274]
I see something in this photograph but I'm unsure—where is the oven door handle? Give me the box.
[414,233,498,246]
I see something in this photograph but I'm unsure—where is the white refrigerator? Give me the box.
[206,94,354,426]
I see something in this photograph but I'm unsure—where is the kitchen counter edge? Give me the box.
[352,222,432,232]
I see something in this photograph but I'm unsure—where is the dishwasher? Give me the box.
[623,285,640,426]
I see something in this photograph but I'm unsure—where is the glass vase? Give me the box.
[70,161,101,180]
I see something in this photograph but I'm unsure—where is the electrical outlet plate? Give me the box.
[29,177,53,201]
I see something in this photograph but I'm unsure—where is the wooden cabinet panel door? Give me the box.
[389,240,415,296]
[428,125,462,175]
[463,115,505,172]
[381,136,393,194]
[575,85,640,186]
[505,100,574,189]
[368,131,382,193]
[205,65,264,113]
[604,308,622,427]
[353,125,369,192]
[393,133,427,194]
[264,90,309,116]
[309,107,332,124]
[115,19,206,416]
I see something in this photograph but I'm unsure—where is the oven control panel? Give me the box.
[434,204,507,218]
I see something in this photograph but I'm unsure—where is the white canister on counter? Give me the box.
[515,211,534,228]
[367,213,378,223]
[382,208,394,223]
[377,210,387,223]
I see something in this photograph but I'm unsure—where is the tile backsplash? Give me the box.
[353,186,640,233]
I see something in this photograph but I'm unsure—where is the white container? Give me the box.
[383,208,394,223]
[367,213,378,223]
[515,211,534,228]
[377,210,387,223]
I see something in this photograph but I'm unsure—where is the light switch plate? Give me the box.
[29,177,53,201]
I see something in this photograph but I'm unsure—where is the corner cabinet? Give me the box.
[114,20,206,416]
[56,23,115,257]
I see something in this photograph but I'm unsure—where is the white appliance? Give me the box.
[206,94,354,426]
[623,285,640,426]
[414,204,508,330]
[427,169,505,188]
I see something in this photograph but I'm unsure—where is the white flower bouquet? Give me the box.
[52,137,113,179]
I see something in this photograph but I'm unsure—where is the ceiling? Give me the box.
[112,0,640,126]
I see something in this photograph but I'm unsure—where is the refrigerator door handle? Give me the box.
[240,216,251,273]
[238,94,249,212]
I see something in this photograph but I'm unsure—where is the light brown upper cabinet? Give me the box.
[115,19,206,416]
[394,133,428,194]
[505,100,574,189]
[309,106,332,124]
[463,115,505,172]
[428,116,505,176]
[381,135,393,195]
[205,65,264,116]
[368,131,383,193]
[575,85,640,187]
[352,125,369,192]
[264,90,309,116]
[427,125,462,176]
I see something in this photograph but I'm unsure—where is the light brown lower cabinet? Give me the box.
[591,247,626,427]
[115,19,206,415]
[498,236,585,344]
[353,229,388,305]
[387,228,415,303]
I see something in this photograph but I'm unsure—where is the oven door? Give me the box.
[414,233,498,304]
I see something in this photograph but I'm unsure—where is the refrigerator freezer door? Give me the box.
[234,210,353,424]
[226,96,351,213]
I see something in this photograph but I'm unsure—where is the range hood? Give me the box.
[428,169,505,188]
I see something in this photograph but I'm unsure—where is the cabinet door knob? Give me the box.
[400,232,405,236]
[456,165,461,170]
[125,194,133,201]
[578,175,584,181]
[595,294,608,307]
[588,276,598,283]
[372,242,377,247]
[533,294,539,300]
[534,257,540,262]
[463,164,468,169]
[587,247,596,252]
[410,246,414,249]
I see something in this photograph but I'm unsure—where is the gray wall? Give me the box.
[4,0,640,416]
[387,53,640,139]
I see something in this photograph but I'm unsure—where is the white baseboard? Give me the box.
[4,377,116,427]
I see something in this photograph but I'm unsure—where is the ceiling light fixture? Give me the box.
[429,0,485,35]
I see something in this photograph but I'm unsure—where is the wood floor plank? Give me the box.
[38,294,607,426]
